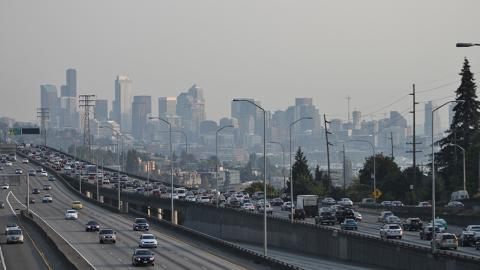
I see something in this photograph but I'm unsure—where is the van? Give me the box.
[451,190,469,201]
[174,188,187,199]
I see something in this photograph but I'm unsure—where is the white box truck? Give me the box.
[296,195,319,218]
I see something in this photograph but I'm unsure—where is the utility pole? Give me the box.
[389,132,394,159]
[79,94,96,162]
[37,108,49,147]
[408,84,421,189]
[346,95,351,122]
[323,114,332,193]
[342,144,346,196]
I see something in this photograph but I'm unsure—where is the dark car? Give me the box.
[288,209,306,220]
[270,198,284,206]
[336,208,355,223]
[48,175,56,181]
[85,220,100,232]
[402,218,423,231]
[315,210,336,225]
[420,226,441,240]
[132,249,155,266]
[133,218,149,231]
[32,188,40,194]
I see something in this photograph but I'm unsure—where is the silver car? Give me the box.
[6,228,24,244]
[380,224,403,239]
[434,233,458,250]
[99,229,116,244]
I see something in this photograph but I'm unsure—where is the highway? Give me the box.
[8,160,268,270]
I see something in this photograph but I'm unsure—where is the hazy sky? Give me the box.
[1,0,479,125]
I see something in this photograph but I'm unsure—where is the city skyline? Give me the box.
[1,1,479,124]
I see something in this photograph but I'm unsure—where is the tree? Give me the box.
[358,154,405,201]
[436,58,480,198]
[244,181,278,198]
[285,147,325,198]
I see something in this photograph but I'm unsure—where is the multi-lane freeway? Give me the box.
[3,159,276,270]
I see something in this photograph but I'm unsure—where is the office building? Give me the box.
[176,84,206,134]
[158,97,177,116]
[94,99,108,121]
[132,95,151,141]
[66,69,77,97]
[40,84,59,128]
[113,75,133,132]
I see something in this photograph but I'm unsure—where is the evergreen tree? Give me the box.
[436,58,480,196]
[285,147,325,197]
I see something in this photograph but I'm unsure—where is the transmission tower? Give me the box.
[36,108,49,146]
[79,94,96,156]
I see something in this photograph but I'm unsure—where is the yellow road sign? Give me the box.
[372,188,382,199]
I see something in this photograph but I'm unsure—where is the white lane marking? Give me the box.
[8,191,97,270]
[0,244,7,270]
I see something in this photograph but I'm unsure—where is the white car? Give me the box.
[385,215,401,224]
[65,209,78,220]
[22,158,29,164]
[42,195,53,203]
[1,184,9,189]
[380,224,403,239]
[338,198,353,207]
[321,197,336,205]
[6,228,24,244]
[185,195,196,202]
[139,234,158,248]
[197,196,210,203]
[241,203,255,211]
[39,171,48,177]
[5,161,12,166]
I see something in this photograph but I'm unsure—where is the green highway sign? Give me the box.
[8,128,40,135]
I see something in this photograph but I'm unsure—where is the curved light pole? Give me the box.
[451,144,466,192]
[216,125,234,207]
[268,141,285,190]
[232,99,267,256]
[431,100,463,253]
[289,117,312,223]
[99,126,122,211]
[149,116,174,224]
[347,139,376,199]
[456,43,480,47]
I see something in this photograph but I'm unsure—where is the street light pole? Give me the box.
[289,117,312,223]
[233,99,268,256]
[150,117,174,224]
[268,141,285,190]
[216,125,234,208]
[431,100,462,254]
[451,144,467,192]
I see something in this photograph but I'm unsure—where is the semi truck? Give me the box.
[296,195,319,218]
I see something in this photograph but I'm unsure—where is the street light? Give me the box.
[451,144,466,192]
[431,100,463,254]
[149,116,175,224]
[456,43,480,47]
[216,125,234,207]
[99,126,122,211]
[96,143,116,202]
[347,139,376,199]
[289,117,312,223]
[268,141,286,190]
[232,98,268,256]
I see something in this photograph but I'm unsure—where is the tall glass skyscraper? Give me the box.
[113,75,133,132]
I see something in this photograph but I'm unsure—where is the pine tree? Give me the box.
[436,58,480,196]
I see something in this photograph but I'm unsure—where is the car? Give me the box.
[402,218,423,231]
[28,169,36,176]
[29,198,35,204]
[433,233,458,250]
[281,201,294,211]
[197,196,210,203]
[445,201,464,208]
[15,168,23,174]
[99,229,116,244]
[32,188,40,194]
[420,225,442,240]
[378,211,393,223]
[459,225,480,246]
[257,202,273,214]
[65,209,78,220]
[5,223,19,234]
[354,211,362,222]
[6,228,24,244]
[4,161,12,166]
[132,248,155,266]
[48,175,56,181]
[417,201,432,207]
[133,218,149,231]
[322,197,336,205]
[270,198,284,206]
[85,220,100,232]
[42,194,53,203]
[335,207,355,223]
[1,184,9,189]
[391,201,403,207]
[380,224,403,239]
[39,171,48,177]
[385,215,401,224]
[341,219,358,230]
[0,201,4,209]
[380,201,392,207]
[338,198,353,207]
[241,202,255,211]
[43,185,52,190]
[139,234,158,248]
[432,218,448,230]
[289,209,306,220]
[361,198,375,205]
[72,201,83,210]
[315,210,336,225]
[22,158,29,164]
[185,195,196,202]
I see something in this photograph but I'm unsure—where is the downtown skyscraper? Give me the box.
[112,75,133,133]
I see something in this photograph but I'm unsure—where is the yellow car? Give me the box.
[71,201,83,210]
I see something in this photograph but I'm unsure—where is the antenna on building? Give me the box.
[346,95,351,122]
[79,94,96,160]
